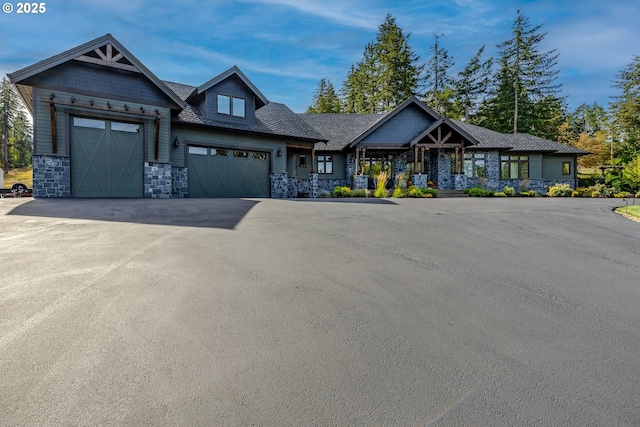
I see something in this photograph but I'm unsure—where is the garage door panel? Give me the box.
[71,122,110,197]
[188,146,270,198]
[71,117,143,197]
[110,127,144,197]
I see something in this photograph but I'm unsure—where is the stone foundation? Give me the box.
[270,172,288,198]
[172,166,188,198]
[32,155,70,197]
[452,174,467,190]
[411,174,427,188]
[353,175,368,190]
[144,162,172,198]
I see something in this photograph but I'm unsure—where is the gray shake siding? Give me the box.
[358,104,434,147]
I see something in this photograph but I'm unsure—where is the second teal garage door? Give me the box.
[188,146,270,198]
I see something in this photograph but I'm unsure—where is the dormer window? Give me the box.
[217,94,246,118]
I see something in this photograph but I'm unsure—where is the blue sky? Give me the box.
[1,0,639,113]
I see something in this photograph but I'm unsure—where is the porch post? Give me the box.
[355,147,359,175]
[420,147,426,175]
[414,146,418,173]
[454,147,459,174]
[460,146,465,174]
[362,148,366,174]
[311,148,315,173]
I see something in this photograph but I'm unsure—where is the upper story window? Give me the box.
[217,94,245,117]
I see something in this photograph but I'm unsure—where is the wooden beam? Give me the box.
[355,147,359,175]
[40,96,166,118]
[441,131,453,145]
[95,47,108,61]
[311,148,316,173]
[154,117,160,161]
[428,133,438,144]
[106,44,113,60]
[49,103,57,155]
[454,147,459,174]
[414,146,418,174]
[415,143,466,149]
[74,56,141,73]
[460,146,465,174]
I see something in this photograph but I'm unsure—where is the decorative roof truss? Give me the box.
[74,43,140,73]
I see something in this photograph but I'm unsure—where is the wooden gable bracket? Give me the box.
[74,43,141,73]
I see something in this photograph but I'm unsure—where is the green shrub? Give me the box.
[467,187,489,197]
[392,187,406,198]
[614,192,631,198]
[351,188,368,197]
[318,190,331,198]
[407,186,423,198]
[636,192,640,198]
[503,186,515,196]
[547,183,573,197]
[494,191,507,197]
[578,173,599,187]
[591,191,601,198]
[420,188,438,198]
[519,190,537,197]
[332,186,351,197]
[571,187,591,198]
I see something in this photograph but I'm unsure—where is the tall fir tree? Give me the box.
[306,78,342,113]
[0,76,18,171]
[423,33,455,115]
[9,111,33,168]
[611,55,640,162]
[452,45,493,121]
[480,11,564,139]
[342,14,422,113]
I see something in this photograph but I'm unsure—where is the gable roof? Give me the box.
[348,96,440,148]
[8,34,185,109]
[409,117,480,147]
[186,66,268,109]
[298,114,383,151]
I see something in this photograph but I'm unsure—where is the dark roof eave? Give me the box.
[172,119,326,144]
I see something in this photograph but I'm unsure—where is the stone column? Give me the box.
[144,162,172,198]
[32,155,71,197]
[171,166,188,198]
[308,173,319,198]
[353,175,368,189]
[270,172,288,198]
[411,174,427,188]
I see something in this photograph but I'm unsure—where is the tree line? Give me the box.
[306,12,640,174]
[0,76,33,172]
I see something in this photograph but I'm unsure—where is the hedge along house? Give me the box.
[9,34,586,199]
[8,34,325,198]
[299,97,588,193]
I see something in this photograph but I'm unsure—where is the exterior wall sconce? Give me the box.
[173,136,180,147]
[277,148,282,157]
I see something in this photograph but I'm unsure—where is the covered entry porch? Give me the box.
[351,118,477,190]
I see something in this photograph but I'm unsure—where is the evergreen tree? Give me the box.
[480,11,563,138]
[611,55,640,162]
[306,78,342,113]
[9,111,33,168]
[342,14,422,113]
[0,76,18,171]
[452,45,493,121]
[423,33,455,115]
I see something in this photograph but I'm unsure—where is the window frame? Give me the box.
[562,161,571,175]
[500,155,529,180]
[463,152,486,178]
[299,154,307,168]
[317,155,333,174]
[217,94,246,118]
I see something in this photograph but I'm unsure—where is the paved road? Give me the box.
[1,197,639,426]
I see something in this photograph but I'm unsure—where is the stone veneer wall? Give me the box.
[144,162,172,198]
[32,155,71,197]
[452,174,468,190]
[171,167,188,198]
[467,177,577,194]
[411,174,428,188]
[353,175,368,189]
[345,153,356,187]
[393,153,408,179]
[436,149,452,189]
[270,172,288,198]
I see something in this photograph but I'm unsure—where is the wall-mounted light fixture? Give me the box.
[277,148,282,157]
[173,136,180,147]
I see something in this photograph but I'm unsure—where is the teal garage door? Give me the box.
[71,117,144,197]
[188,146,270,198]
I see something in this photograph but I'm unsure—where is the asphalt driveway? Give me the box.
[1,197,639,426]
